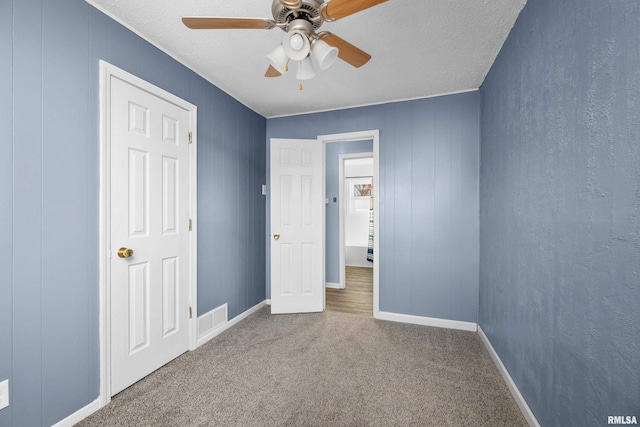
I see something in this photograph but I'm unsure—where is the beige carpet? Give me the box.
[77,307,527,426]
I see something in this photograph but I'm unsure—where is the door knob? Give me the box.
[117,247,134,258]
[273,233,280,240]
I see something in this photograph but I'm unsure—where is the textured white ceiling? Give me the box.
[87,0,526,118]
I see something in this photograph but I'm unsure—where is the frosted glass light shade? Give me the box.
[267,45,288,74]
[283,30,310,61]
[296,56,316,80]
[311,39,339,71]
[290,34,304,51]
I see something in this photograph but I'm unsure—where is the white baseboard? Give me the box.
[478,325,540,427]
[376,311,478,332]
[196,300,267,348]
[51,398,100,427]
[325,282,342,289]
[266,299,271,305]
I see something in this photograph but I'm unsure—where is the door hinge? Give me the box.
[189,219,192,231]
[189,306,193,319]
[188,131,192,143]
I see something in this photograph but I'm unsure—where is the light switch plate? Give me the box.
[0,380,8,410]
[261,184,267,196]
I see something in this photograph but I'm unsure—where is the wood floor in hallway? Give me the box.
[326,266,373,316]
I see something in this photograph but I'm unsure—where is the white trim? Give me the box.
[337,154,345,290]
[197,301,268,347]
[319,130,380,318]
[377,311,478,332]
[478,326,540,427]
[265,299,272,305]
[322,140,327,311]
[338,152,373,290]
[268,89,479,119]
[188,102,199,351]
[98,60,198,407]
[51,398,100,427]
[98,61,110,408]
[325,282,341,289]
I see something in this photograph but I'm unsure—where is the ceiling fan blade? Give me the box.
[182,17,275,30]
[323,0,388,20]
[321,33,371,68]
[265,65,282,78]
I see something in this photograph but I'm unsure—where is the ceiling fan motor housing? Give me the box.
[272,0,325,32]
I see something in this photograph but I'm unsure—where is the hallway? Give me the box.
[325,266,373,316]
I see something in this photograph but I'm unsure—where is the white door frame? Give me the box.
[319,130,380,318]
[98,61,198,406]
[338,152,374,289]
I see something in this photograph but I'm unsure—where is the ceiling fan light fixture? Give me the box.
[267,45,288,74]
[184,0,385,84]
[311,39,339,71]
[296,56,317,80]
[290,33,305,50]
[283,30,311,61]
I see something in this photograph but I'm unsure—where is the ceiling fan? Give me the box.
[182,0,388,82]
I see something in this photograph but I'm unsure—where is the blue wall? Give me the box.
[0,1,14,427]
[479,0,640,425]
[0,0,265,425]
[267,92,480,322]
[325,140,373,284]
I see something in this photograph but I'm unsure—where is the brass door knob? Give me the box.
[117,247,134,258]
[273,233,280,240]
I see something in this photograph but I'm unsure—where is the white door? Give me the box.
[110,76,191,395]
[270,138,324,314]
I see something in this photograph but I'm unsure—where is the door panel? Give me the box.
[128,262,149,354]
[162,156,178,234]
[128,149,148,237]
[162,257,179,336]
[270,139,324,314]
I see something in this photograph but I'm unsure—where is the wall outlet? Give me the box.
[0,380,8,410]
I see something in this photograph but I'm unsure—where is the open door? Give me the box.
[270,138,324,314]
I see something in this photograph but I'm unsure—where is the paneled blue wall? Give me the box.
[325,140,373,284]
[0,0,265,425]
[267,92,480,321]
[479,0,640,425]
[0,1,14,427]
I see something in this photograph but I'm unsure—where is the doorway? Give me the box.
[320,130,380,317]
[326,155,374,315]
